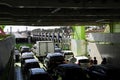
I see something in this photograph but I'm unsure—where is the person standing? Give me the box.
[93,57,98,65]
[87,55,94,67]
[101,57,107,65]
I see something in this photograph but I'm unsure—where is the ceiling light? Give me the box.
[19,6,24,8]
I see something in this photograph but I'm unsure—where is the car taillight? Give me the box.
[77,62,81,65]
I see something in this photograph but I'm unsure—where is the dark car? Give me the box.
[44,53,65,72]
[27,68,53,80]
[20,46,31,54]
[54,64,88,80]
[21,52,34,66]
[22,59,40,74]
[85,65,118,80]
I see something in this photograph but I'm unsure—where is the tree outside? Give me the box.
[0,25,6,35]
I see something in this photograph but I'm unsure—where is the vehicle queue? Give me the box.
[14,45,113,80]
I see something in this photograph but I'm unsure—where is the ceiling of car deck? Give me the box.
[0,0,120,26]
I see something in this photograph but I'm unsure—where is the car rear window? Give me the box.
[78,59,89,63]
[22,48,30,51]
[64,52,73,55]
[25,62,40,69]
[50,56,64,62]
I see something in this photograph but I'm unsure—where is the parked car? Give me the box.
[74,56,89,68]
[54,64,88,80]
[27,68,53,80]
[44,53,65,73]
[22,59,40,74]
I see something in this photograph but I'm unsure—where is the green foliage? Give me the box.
[15,43,33,49]
[0,25,5,30]
[71,26,85,40]
[0,34,10,40]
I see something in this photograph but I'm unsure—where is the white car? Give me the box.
[61,50,74,60]
[75,56,89,68]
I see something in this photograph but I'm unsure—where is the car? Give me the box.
[21,52,34,58]
[21,52,35,67]
[22,59,40,74]
[85,65,118,80]
[20,46,31,54]
[61,50,74,60]
[27,68,53,80]
[74,56,89,68]
[55,47,61,52]
[54,64,88,80]
[44,53,65,73]
[21,56,35,69]
[86,65,107,80]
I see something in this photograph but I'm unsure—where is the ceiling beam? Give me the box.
[1,0,120,8]
[0,8,120,16]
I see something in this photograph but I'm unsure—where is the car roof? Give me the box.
[21,56,34,59]
[62,50,73,53]
[14,50,19,53]
[21,52,34,57]
[25,59,39,63]
[29,68,47,75]
[62,50,73,54]
[20,45,29,48]
[21,53,34,58]
[47,53,63,58]
[75,56,88,60]
[55,48,61,50]
[58,64,81,69]
[22,52,33,54]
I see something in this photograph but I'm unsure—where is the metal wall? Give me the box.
[88,33,120,68]
[88,33,120,43]
[0,36,15,79]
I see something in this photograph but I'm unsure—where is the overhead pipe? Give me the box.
[51,8,61,13]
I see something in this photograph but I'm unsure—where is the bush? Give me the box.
[0,34,10,40]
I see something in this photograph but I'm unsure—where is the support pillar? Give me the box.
[71,26,86,56]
